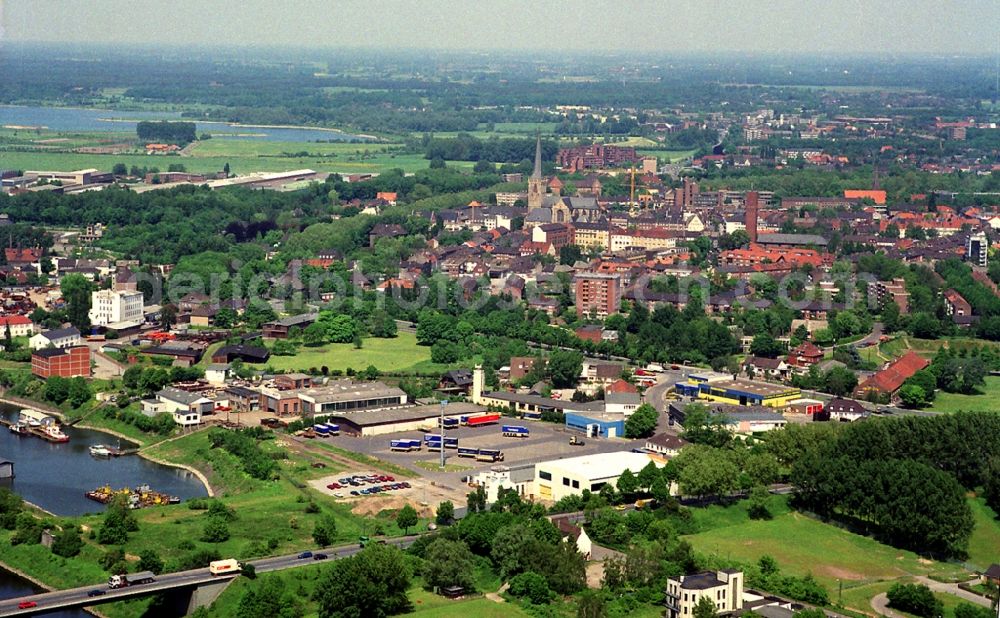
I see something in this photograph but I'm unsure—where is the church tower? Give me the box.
[527,134,545,211]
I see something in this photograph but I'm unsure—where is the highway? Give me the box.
[0,536,419,617]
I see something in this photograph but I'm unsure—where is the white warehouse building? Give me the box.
[534,451,661,502]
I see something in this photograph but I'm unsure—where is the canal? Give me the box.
[0,403,209,613]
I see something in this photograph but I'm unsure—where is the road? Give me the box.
[871,576,992,617]
[0,536,419,617]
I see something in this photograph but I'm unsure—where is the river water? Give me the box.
[0,105,370,142]
[0,404,208,517]
[0,403,208,613]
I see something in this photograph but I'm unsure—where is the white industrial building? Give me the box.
[534,451,660,502]
[89,289,144,327]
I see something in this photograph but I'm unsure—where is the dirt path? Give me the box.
[484,583,509,603]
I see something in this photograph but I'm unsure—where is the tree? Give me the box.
[637,461,660,491]
[314,544,412,618]
[548,350,584,388]
[3,324,12,352]
[898,384,928,408]
[303,322,327,346]
[822,366,858,397]
[508,571,551,604]
[67,377,91,408]
[750,333,783,358]
[50,526,83,557]
[693,594,719,618]
[675,445,739,498]
[160,303,177,329]
[312,514,338,547]
[138,549,165,574]
[616,469,639,496]
[435,501,455,526]
[422,538,476,591]
[60,273,93,332]
[466,486,487,514]
[396,504,418,534]
[680,404,731,447]
[624,403,658,439]
[887,583,943,618]
[560,244,584,266]
[97,495,138,545]
[43,376,71,404]
[237,574,304,618]
[747,485,772,520]
[201,517,231,543]
[577,590,609,618]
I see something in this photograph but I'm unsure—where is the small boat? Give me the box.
[9,422,29,435]
[90,444,112,457]
[38,424,69,443]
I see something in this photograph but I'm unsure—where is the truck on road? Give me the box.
[209,559,241,576]
[108,571,156,589]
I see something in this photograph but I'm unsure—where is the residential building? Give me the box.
[89,289,143,327]
[0,315,36,338]
[786,342,823,367]
[143,387,213,427]
[204,364,230,386]
[943,289,973,322]
[644,433,689,457]
[552,517,593,559]
[31,345,90,378]
[854,350,930,400]
[868,278,910,314]
[575,272,621,318]
[556,144,638,171]
[29,326,81,350]
[666,570,744,618]
[823,398,869,422]
[967,231,988,268]
[605,391,641,416]
[262,313,318,339]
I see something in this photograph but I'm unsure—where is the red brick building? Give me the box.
[31,345,90,378]
[745,191,759,242]
[556,144,638,172]
[575,273,621,318]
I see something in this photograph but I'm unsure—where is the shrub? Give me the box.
[508,571,552,604]
[887,583,942,618]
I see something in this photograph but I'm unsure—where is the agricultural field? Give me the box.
[255,332,437,374]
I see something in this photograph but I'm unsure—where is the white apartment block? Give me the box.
[89,290,144,327]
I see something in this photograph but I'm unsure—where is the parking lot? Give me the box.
[311,419,632,501]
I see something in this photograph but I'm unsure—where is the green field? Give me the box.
[256,332,437,373]
[636,148,697,162]
[966,497,1000,570]
[930,376,1000,413]
[684,508,968,588]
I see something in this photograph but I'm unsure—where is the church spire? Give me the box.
[531,133,542,179]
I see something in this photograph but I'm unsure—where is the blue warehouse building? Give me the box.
[564,412,626,439]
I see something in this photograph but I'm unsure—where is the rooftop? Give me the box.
[536,451,659,481]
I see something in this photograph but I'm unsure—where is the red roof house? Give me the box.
[854,350,929,399]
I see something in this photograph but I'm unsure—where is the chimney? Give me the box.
[745,191,759,243]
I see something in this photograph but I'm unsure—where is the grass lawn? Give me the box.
[966,497,1000,570]
[684,508,968,589]
[410,591,530,617]
[636,148,697,162]
[930,376,1000,413]
[257,332,433,373]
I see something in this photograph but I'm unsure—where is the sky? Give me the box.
[1,0,998,55]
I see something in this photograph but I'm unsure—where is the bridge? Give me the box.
[0,536,418,617]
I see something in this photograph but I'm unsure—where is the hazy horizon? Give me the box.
[2,0,998,56]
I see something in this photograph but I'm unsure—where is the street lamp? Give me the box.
[440,399,448,470]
